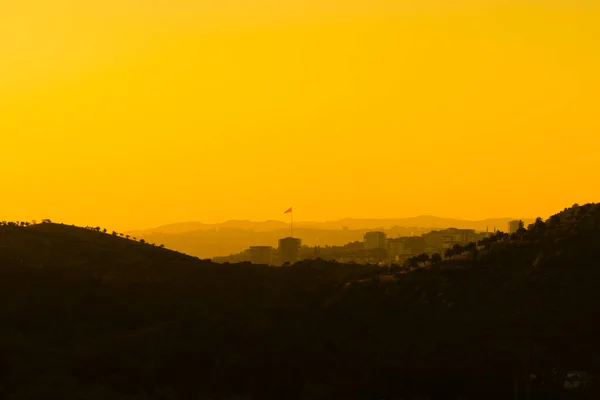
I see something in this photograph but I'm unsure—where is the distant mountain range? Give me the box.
[127,216,535,259]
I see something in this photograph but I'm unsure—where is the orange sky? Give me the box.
[1,0,599,231]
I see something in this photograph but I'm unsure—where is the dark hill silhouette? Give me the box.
[0,204,598,399]
[0,222,199,267]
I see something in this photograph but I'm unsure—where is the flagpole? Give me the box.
[284,207,293,237]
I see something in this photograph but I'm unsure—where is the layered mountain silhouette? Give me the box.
[127,216,535,259]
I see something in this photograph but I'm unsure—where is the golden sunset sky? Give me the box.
[1,0,598,230]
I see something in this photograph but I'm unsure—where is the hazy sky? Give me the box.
[1,0,599,230]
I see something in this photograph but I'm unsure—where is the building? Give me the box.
[364,231,387,250]
[278,237,302,265]
[387,237,427,259]
[387,238,408,259]
[422,230,445,252]
[441,228,479,250]
[404,236,426,255]
[249,246,273,265]
[508,220,523,234]
[423,228,480,252]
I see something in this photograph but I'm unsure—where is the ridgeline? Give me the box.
[0,204,599,399]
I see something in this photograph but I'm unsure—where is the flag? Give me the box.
[284,207,292,214]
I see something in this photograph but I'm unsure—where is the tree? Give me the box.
[430,253,442,264]
[463,242,476,252]
[548,215,561,229]
[516,220,527,235]
[126,235,130,239]
[112,231,118,236]
[478,237,492,250]
[103,228,108,234]
[404,257,419,268]
[140,239,146,244]
[528,217,546,233]
[452,244,464,256]
[464,242,478,260]
[416,253,430,264]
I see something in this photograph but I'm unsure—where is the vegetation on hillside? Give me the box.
[0,204,598,399]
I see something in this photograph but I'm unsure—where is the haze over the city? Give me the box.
[2,0,599,231]
[4,1,600,398]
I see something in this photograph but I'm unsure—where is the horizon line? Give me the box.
[124,214,540,232]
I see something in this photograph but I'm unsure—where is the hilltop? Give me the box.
[0,222,200,268]
[0,203,598,399]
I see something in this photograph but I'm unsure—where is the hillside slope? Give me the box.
[0,205,599,399]
[0,223,199,268]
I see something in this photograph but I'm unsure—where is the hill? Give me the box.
[0,222,199,267]
[128,216,534,259]
[0,204,598,399]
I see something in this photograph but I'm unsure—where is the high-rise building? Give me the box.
[278,237,302,265]
[508,220,523,234]
[249,246,273,265]
[387,238,408,259]
[364,231,387,250]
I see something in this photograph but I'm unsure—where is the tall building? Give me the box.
[508,220,523,234]
[249,246,273,265]
[387,238,408,259]
[364,231,387,250]
[278,237,302,265]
